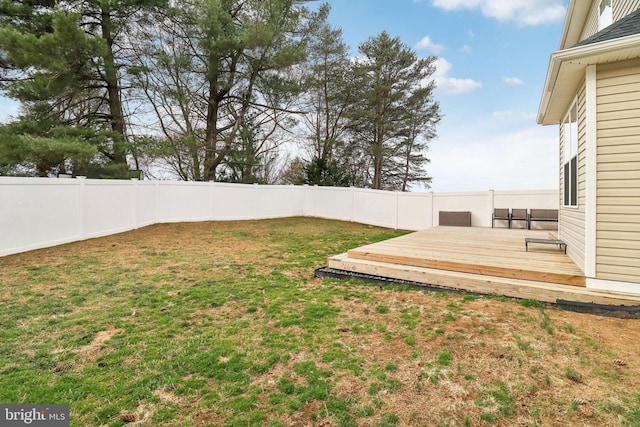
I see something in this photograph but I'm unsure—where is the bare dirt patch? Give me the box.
[77,327,123,362]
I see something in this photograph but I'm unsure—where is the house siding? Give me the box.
[614,0,640,21]
[596,60,640,284]
[579,0,640,43]
[560,81,587,272]
[580,1,600,41]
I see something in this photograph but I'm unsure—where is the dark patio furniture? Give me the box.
[439,211,471,227]
[525,237,567,254]
[492,208,511,228]
[528,209,558,229]
[510,209,529,229]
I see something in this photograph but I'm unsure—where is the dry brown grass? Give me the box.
[0,218,639,426]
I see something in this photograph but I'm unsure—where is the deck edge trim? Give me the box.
[315,266,640,319]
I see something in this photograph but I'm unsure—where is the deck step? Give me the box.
[328,253,640,307]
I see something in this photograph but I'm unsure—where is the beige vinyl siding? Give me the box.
[560,81,587,272]
[614,0,640,21]
[579,1,600,41]
[596,60,640,283]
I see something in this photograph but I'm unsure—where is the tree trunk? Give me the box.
[203,78,219,181]
[101,7,127,165]
[372,125,384,189]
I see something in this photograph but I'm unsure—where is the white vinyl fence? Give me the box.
[0,177,558,256]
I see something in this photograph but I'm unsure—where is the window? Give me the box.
[599,0,612,29]
[563,103,578,207]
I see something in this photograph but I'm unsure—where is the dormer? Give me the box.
[560,0,640,50]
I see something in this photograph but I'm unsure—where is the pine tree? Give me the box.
[347,31,440,190]
[0,0,165,176]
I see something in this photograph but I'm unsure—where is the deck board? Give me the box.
[327,227,640,306]
[346,227,585,286]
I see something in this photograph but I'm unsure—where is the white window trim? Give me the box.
[562,100,579,208]
[599,0,613,30]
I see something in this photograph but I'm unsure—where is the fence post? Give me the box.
[489,189,495,227]
[210,181,215,220]
[351,186,355,223]
[430,191,436,228]
[254,183,260,219]
[131,178,138,229]
[77,177,86,240]
[154,181,160,224]
[395,191,400,230]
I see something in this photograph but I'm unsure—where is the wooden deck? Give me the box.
[326,227,640,308]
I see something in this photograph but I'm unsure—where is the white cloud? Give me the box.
[350,56,370,66]
[493,110,513,119]
[460,45,473,54]
[493,110,543,121]
[431,0,566,26]
[415,36,445,54]
[493,110,541,121]
[502,76,524,85]
[433,0,482,8]
[433,58,482,95]
[428,126,559,192]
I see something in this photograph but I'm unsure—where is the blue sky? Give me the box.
[0,0,568,192]
[317,0,568,192]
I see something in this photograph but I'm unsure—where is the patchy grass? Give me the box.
[1,217,640,426]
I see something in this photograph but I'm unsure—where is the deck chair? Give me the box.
[510,208,528,229]
[528,209,559,230]
[492,208,510,228]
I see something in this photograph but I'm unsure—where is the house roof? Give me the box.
[574,7,640,47]
[538,5,640,125]
[557,1,592,50]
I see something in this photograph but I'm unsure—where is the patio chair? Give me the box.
[492,208,510,228]
[510,209,529,229]
[529,209,558,229]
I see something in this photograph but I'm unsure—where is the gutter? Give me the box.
[538,33,640,125]
[558,0,578,50]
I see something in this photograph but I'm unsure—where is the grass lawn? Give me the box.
[1,217,639,426]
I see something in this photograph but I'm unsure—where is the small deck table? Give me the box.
[525,238,567,254]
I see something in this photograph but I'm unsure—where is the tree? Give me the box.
[0,121,99,177]
[303,156,350,186]
[293,5,361,186]
[300,5,352,162]
[219,72,303,184]
[1,3,444,187]
[201,0,313,181]
[0,0,165,176]
[0,0,55,85]
[393,87,441,191]
[281,157,306,185]
[129,12,209,180]
[347,31,440,190]
[130,0,312,181]
[219,119,264,183]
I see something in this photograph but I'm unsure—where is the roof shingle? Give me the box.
[574,7,640,47]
